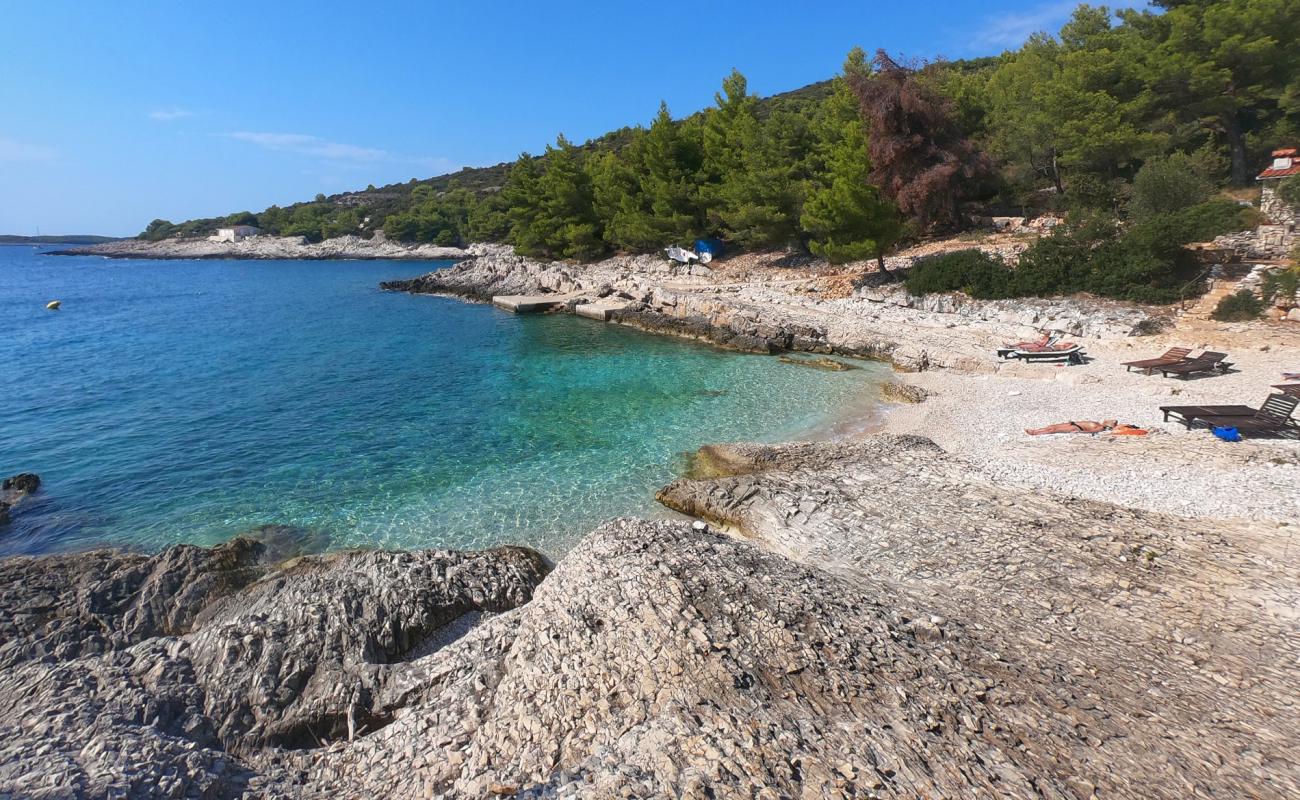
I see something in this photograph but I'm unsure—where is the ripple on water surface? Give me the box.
[0,249,889,557]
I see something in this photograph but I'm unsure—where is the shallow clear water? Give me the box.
[0,246,888,557]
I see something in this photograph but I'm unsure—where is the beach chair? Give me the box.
[1157,351,1230,379]
[996,334,1058,359]
[1160,393,1299,433]
[1190,394,1300,436]
[1122,347,1192,374]
[1014,344,1085,364]
[1160,402,1261,427]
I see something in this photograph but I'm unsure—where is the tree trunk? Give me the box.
[1051,151,1065,196]
[1224,112,1249,186]
[877,252,889,274]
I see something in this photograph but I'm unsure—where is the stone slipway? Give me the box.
[2,436,1295,798]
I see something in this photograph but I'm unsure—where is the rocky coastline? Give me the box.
[381,244,1171,370]
[48,234,468,261]
[5,242,1299,797]
[2,436,1296,798]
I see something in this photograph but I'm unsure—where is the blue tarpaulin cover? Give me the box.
[694,238,723,257]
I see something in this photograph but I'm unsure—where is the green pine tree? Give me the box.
[801,48,903,267]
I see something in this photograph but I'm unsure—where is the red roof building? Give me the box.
[1257,148,1300,180]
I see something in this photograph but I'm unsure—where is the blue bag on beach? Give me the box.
[1212,426,1241,442]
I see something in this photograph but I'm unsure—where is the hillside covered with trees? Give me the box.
[142,0,1297,301]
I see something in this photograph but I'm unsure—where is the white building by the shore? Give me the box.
[209,225,260,243]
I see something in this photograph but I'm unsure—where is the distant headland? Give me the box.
[0,234,124,245]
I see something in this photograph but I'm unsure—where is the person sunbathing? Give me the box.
[1005,333,1052,350]
[1025,419,1147,436]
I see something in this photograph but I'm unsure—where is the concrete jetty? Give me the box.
[491,291,588,314]
[574,300,630,321]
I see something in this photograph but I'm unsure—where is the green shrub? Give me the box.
[1129,153,1214,220]
[1009,221,1103,296]
[1084,240,1183,304]
[1260,268,1299,304]
[907,200,1247,305]
[1211,290,1265,322]
[904,249,1014,299]
[1064,174,1125,214]
[1279,176,1300,207]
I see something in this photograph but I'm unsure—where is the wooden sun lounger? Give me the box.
[1157,351,1230,379]
[1123,347,1191,373]
[1160,403,1259,427]
[1161,394,1299,433]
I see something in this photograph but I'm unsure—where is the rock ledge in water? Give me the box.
[0,472,40,526]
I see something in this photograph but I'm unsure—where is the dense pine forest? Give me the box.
[142,0,1298,301]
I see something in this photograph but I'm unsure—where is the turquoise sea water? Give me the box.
[0,246,888,557]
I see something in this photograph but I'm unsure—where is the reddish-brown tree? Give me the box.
[850,51,989,232]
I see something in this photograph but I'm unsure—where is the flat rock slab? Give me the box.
[657,435,1300,799]
[492,291,588,314]
[573,301,628,321]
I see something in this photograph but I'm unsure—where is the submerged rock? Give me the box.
[0,472,41,526]
[240,523,333,563]
[776,354,857,371]
[2,473,40,494]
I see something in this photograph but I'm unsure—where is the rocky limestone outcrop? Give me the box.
[0,540,549,799]
[382,245,1172,370]
[656,436,1300,799]
[50,235,468,261]
[3,436,1296,798]
[855,284,1170,339]
[0,536,265,669]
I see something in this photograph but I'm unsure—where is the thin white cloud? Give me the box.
[223,131,458,175]
[970,0,1149,51]
[149,108,196,122]
[225,131,387,162]
[0,136,56,161]
[413,155,457,173]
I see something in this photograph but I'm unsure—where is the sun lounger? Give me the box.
[996,335,1059,359]
[1160,403,1260,427]
[1160,393,1299,433]
[1018,345,1084,364]
[998,343,1084,364]
[1122,347,1191,373]
[1157,351,1230,379]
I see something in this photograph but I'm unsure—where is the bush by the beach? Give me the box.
[904,249,1014,299]
[1128,153,1214,221]
[904,200,1252,305]
[1211,290,1266,322]
[1260,268,1299,306]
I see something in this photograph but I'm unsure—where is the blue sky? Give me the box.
[0,1,1143,235]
